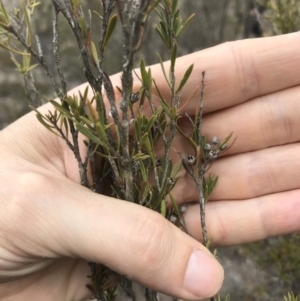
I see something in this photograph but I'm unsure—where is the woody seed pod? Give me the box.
[170,215,177,223]
[179,205,187,213]
[208,151,217,159]
[130,93,140,103]
[204,143,211,151]
[186,155,196,165]
[211,136,219,145]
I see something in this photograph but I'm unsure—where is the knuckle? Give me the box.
[15,172,50,200]
[5,172,52,230]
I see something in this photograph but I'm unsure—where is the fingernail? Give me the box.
[183,249,223,298]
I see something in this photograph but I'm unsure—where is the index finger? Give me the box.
[152,32,300,114]
[75,32,300,115]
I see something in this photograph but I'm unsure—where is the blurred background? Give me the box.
[1,0,300,300]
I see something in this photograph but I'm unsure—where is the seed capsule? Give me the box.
[208,151,217,159]
[204,143,212,151]
[186,155,196,165]
[179,205,187,213]
[168,177,175,185]
[155,159,162,167]
[170,215,177,223]
[211,136,219,145]
[130,93,140,103]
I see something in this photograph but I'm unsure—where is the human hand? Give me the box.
[160,32,300,246]
[1,32,300,301]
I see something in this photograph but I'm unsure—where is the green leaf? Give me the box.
[173,11,181,34]
[218,132,233,150]
[35,114,59,136]
[176,124,197,150]
[144,0,161,15]
[134,112,142,142]
[61,115,69,139]
[26,64,38,73]
[140,133,155,163]
[145,113,157,133]
[132,153,150,161]
[91,41,99,67]
[0,1,11,26]
[170,42,177,72]
[172,0,179,15]
[10,56,22,71]
[95,121,109,144]
[140,58,148,86]
[170,107,178,120]
[141,182,152,204]
[169,193,180,217]
[160,199,167,217]
[157,54,170,88]
[139,161,148,182]
[147,67,152,98]
[160,97,171,117]
[154,24,169,48]
[176,64,194,93]
[50,100,73,119]
[79,116,95,129]
[176,13,195,37]
[22,52,31,70]
[21,1,32,46]
[102,14,117,50]
[76,123,108,148]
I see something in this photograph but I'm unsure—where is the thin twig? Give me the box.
[145,287,159,301]
[197,71,208,245]
[118,275,137,301]
[8,25,62,99]
[52,3,67,94]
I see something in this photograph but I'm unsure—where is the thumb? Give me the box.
[15,173,224,300]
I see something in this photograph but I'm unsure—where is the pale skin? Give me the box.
[1,32,300,301]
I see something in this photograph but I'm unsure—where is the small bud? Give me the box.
[208,151,217,159]
[129,118,135,124]
[108,110,113,117]
[204,143,211,151]
[155,159,162,167]
[168,177,175,185]
[186,155,196,165]
[179,205,186,213]
[211,136,219,145]
[170,215,177,223]
[130,92,140,103]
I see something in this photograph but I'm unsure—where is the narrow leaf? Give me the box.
[140,58,148,86]
[91,41,99,67]
[176,64,194,93]
[102,14,117,50]
[176,13,195,37]
[157,54,170,87]
[160,199,167,217]
[76,123,108,148]
[170,42,177,72]
[50,100,73,119]
[169,193,180,217]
